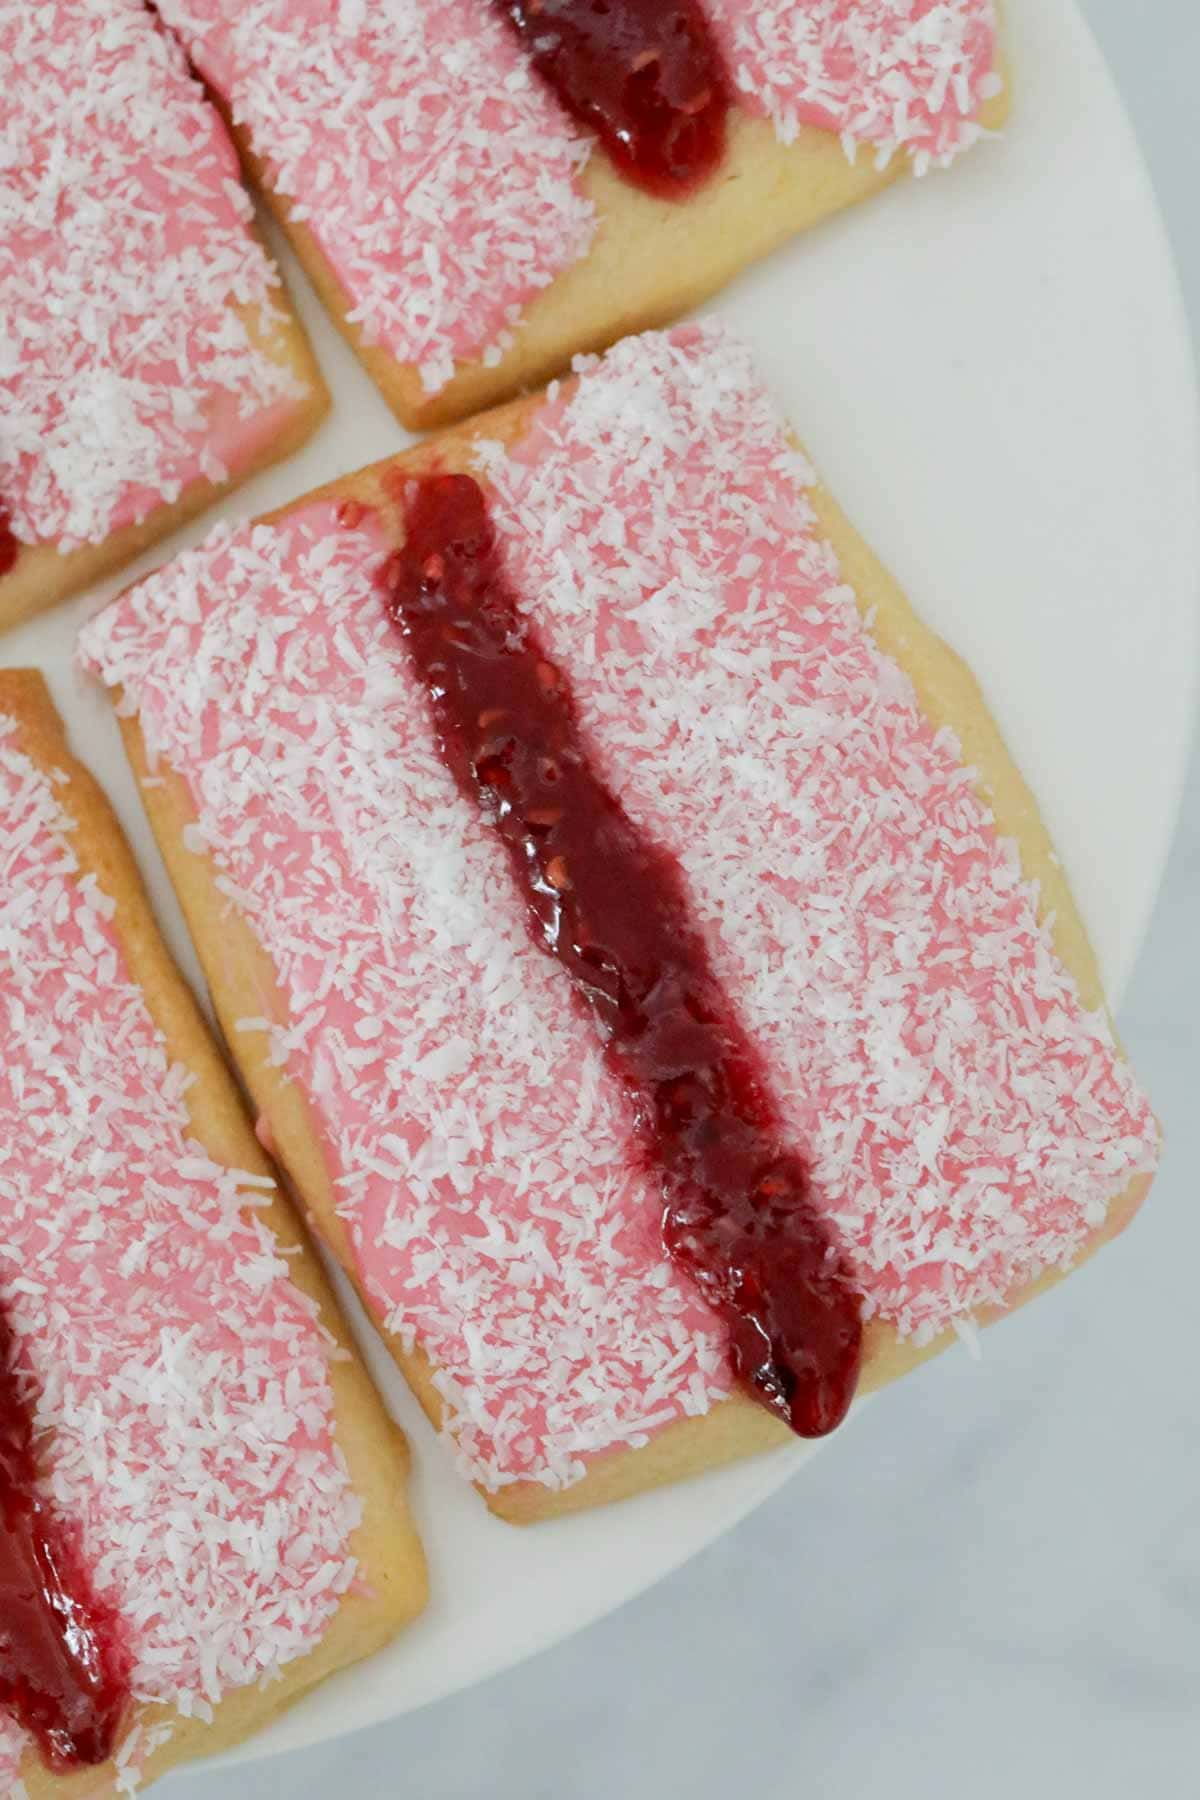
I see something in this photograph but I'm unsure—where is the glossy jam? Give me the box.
[0,1311,128,1770]
[381,473,862,1436]
[491,0,729,197]
[0,504,18,577]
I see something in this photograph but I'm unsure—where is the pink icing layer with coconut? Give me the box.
[153,0,596,396]
[706,0,1001,171]
[81,508,730,1494]
[150,0,998,393]
[481,325,1158,1337]
[0,0,303,555]
[0,717,360,1792]
[79,324,1157,1495]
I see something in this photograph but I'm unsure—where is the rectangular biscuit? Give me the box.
[0,671,426,1795]
[152,0,1009,430]
[0,0,329,632]
[79,323,1158,1525]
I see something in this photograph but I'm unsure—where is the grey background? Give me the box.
[181,4,1200,1794]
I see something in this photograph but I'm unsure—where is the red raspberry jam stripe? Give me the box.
[0,1312,128,1772]
[490,0,729,198]
[382,472,862,1436]
[0,505,17,577]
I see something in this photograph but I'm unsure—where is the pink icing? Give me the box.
[78,325,1156,1495]
[81,511,731,1494]
[0,0,302,555]
[149,0,997,397]
[706,0,1001,169]
[480,325,1157,1338]
[0,719,360,1791]
[153,0,596,395]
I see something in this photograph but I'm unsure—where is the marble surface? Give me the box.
[180,3,1200,1795]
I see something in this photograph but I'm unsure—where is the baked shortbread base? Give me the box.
[227,80,1010,433]
[100,373,1151,1528]
[0,293,328,637]
[0,671,426,1794]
